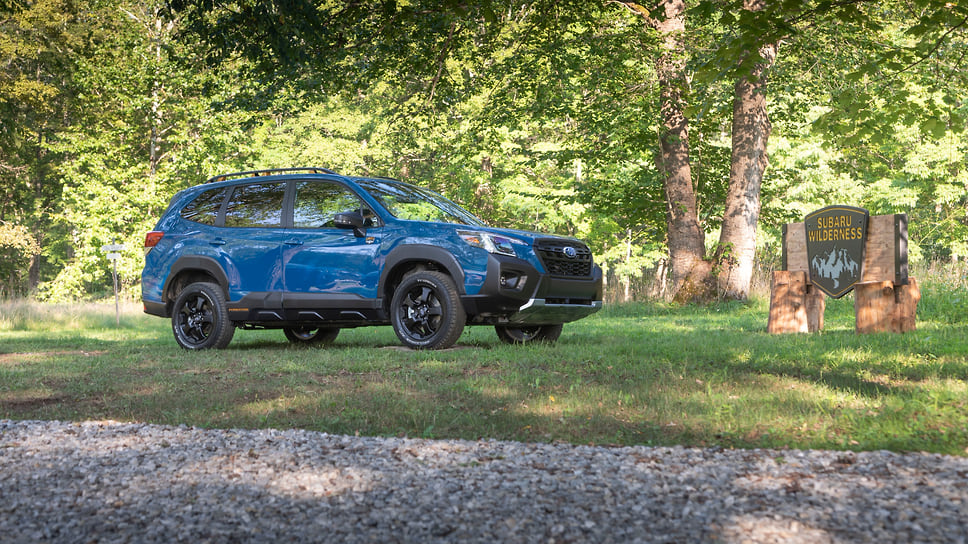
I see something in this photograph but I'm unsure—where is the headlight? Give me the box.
[458,230,522,256]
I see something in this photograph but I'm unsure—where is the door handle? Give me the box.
[210,238,226,246]
[285,240,304,246]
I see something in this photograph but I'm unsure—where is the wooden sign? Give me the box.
[100,243,126,255]
[803,205,869,298]
[773,211,917,334]
[782,213,908,286]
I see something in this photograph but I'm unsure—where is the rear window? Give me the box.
[180,187,228,225]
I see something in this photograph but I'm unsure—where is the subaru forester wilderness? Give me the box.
[142,168,603,350]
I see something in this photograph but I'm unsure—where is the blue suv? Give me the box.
[142,168,603,350]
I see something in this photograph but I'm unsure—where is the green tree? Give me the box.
[761,0,968,264]
[0,221,40,297]
[806,1,968,262]
[14,0,962,302]
[41,0,255,299]
[0,0,84,289]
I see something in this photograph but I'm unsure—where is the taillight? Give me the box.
[144,231,164,248]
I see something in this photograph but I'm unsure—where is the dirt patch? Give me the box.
[0,350,108,364]
[1,392,69,410]
[380,345,477,353]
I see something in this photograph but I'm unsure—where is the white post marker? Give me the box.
[100,242,126,327]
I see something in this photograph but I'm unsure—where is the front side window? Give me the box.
[223,182,286,228]
[356,179,484,226]
[293,181,376,228]
[180,187,228,225]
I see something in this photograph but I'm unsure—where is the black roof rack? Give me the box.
[206,167,338,183]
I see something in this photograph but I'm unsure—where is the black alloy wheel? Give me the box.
[171,282,235,350]
[390,270,466,350]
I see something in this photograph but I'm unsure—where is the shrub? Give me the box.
[0,222,40,298]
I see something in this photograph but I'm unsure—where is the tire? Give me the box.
[171,282,235,350]
[390,270,466,350]
[284,327,339,345]
[495,324,563,345]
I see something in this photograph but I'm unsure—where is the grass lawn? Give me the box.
[1,284,966,455]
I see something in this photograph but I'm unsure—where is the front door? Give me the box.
[282,180,385,321]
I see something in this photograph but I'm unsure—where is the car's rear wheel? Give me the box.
[284,327,339,345]
[390,270,465,350]
[171,282,235,350]
[494,324,563,344]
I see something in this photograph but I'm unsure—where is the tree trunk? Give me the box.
[652,258,668,300]
[623,228,632,302]
[647,0,712,303]
[716,0,778,300]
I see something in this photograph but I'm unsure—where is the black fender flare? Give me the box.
[163,256,230,302]
[379,244,466,299]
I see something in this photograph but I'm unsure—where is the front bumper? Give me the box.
[461,253,603,325]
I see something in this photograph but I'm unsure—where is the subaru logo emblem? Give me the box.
[563,246,577,259]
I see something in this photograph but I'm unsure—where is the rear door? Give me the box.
[217,181,288,315]
[282,179,385,320]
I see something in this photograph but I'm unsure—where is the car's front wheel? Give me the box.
[284,327,339,345]
[494,324,563,345]
[171,282,235,350]
[390,270,466,350]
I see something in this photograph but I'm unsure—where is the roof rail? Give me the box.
[206,167,338,183]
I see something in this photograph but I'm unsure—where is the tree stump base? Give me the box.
[854,277,920,334]
[768,271,825,333]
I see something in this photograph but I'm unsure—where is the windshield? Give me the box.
[355,179,485,227]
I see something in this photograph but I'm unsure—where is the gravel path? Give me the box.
[1,420,966,543]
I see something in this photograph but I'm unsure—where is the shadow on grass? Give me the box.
[2,305,967,454]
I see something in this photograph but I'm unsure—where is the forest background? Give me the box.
[1,0,966,303]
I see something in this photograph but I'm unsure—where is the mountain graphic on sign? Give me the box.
[810,248,858,289]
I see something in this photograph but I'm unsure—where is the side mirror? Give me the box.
[334,211,366,237]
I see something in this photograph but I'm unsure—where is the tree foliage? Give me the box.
[0,221,40,297]
[1,0,966,301]
[0,0,85,295]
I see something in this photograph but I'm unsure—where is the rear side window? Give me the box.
[223,182,286,228]
[293,181,376,228]
[180,187,228,225]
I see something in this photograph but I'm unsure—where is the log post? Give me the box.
[855,281,895,333]
[892,277,920,332]
[804,282,825,332]
[768,271,825,333]
[855,277,920,333]
[769,271,805,334]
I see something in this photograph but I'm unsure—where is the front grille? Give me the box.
[534,239,593,277]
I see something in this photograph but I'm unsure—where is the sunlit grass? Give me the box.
[0,300,147,332]
[1,291,967,454]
